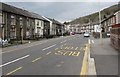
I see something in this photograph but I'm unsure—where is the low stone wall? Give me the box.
[92,32,109,38]
[110,27,120,50]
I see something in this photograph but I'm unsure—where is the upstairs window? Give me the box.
[32,21,34,26]
[11,15,16,25]
[0,13,5,24]
[37,21,39,26]
[27,18,30,27]
[20,17,23,25]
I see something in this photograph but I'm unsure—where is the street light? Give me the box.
[98,1,103,44]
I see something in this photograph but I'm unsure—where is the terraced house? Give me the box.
[47,18,64,36]
[0,10,2,39]
[0,2,65,43]
[31,13,49,38]
[101,10,120,33]
[0,2,36,42]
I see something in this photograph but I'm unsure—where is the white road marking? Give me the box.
[42,44,56,51]
[92,40,94,43]
[88,39,91,44]
[0,55,30,67]
[60,40,66,43]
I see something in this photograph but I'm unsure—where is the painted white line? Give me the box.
[92,40,94,43]
[60,40,66,43]
[88,39,91,44]
[42,44,56,51]
[0,55,30,67]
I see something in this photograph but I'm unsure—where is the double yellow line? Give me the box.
[80,44,88,75]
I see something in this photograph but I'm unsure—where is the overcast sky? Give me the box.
[3,1,120,22]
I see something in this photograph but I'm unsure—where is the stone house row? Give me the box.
[0,3,65,41]
[101,10,120,32]
[68,23,94,33]
[68,10,120,33]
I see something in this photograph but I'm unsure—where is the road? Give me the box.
[1,35,88,76]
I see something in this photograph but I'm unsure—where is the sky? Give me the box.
[3,0,120,23]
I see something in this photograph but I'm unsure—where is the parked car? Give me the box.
[84,33,90,37]
[70,32,75,35]
[75,32,82,34]
[71,32,75,35]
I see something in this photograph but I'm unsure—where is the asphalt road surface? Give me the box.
[1,35,88,76]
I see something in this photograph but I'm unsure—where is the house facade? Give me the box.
[1,3,36,41]
[43,20,50,37]
[0,11,2,39]
[34,19,44,38]
[31,13,47,38]
[47,18,64,36]
[0,2,65,42]
[101,10,120,32]
[114,11,120,24]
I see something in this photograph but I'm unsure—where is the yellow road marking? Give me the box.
[32,57,42,62]
[68,51,73,56]
[80,44,88,75]
[5,67,23,76]
[55,48,58,50]
[55,50,63,55]
[72,52,80,56]
[64,47,70,50]
[75,47,78,50]
[63,51,69,55]
[70,47,74,50]
[46,52,52,55]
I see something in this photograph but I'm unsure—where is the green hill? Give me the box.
[66,4,120,25]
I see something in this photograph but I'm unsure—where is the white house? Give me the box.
[31,13,46,38]
[42,16,56,35]
[34,19,44,37]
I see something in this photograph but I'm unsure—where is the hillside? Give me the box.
[67,3,120,25]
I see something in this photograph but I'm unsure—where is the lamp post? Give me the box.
[98,1,103,44]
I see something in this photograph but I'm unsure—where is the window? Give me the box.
[27,18,30,27]
[32,21,34,26]
[11,15,16,25]
[10,28,16,39]
[74,29,76,31]
[2,13,5,24]
[20,17,23,25]
[37,27,40,33]
[37,21,39,26]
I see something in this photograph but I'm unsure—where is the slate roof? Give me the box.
[30,13,48,21]
[1,2,60,23]
[47,18,63,25]
[1,2,35,18]
[1,2,48,21]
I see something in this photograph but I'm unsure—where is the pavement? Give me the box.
[0,35,89,76]
[89,37,119,76]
